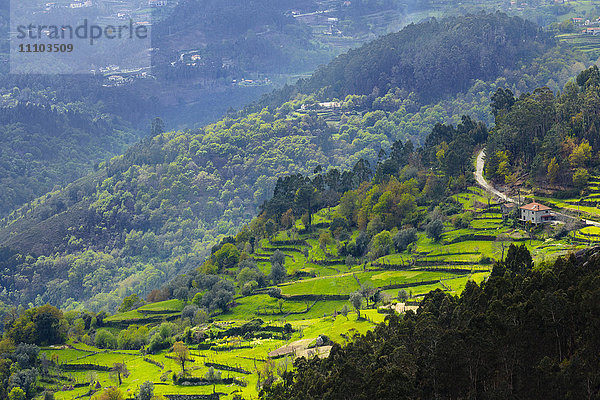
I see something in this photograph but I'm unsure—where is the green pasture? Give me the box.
[279,270,459,296]
[137,299,185,313]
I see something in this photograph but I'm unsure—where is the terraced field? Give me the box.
[558,32,600,60]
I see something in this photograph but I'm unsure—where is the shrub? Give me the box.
[181,305,199,324]
[269,261,286,284]
[241,280,258,296]
[146,289,169,303]
[426,219,444,241]
[213,243,241,270]
[554,226,569,239]
[118,294,144,313]
[205,366,222,382]
[479,255,493,265]
[7,304,66,346]
[369,230,393,259]
[452,212,473,228]
[8,387,26,400]
[366,215,384,236]
[573,167,590,188]
[137,381,154,400]
[270,250,286,266]
[95,329,117,349]
[330,216,349,236]
[194,309,209,325]
[347,231,369,257]
[43,391,55,400]
[397,289,409,301]
[117,325,148,350]
[148,332,170,354]
[393,228,417,252]
[98,387,123,400]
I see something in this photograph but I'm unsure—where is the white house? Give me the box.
[520,202,553,224]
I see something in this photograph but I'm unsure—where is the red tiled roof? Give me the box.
[520,202,551,211]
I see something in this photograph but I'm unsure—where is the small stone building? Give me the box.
[501,202,516,218]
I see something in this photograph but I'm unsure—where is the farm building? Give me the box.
[501,202,516,218]
[520,202,553,224]
[584,27,600,35]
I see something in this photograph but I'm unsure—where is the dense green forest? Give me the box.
[486,65,600,190]
[0,102,142,216]
[294,13,553,101]
[258,14,585,110]
[0,13,591,313]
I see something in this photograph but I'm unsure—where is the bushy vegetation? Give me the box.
[487,65,600,187]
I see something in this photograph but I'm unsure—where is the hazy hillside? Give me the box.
[0,0,413,218]
[0,102,143,216]
[299,13,552,100]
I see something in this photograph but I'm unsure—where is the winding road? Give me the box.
[475,150,517,204]
[474,149,600,227]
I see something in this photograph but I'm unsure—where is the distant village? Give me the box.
[42,0,169,12]
[31,0,170,85]
[571,16,600,35]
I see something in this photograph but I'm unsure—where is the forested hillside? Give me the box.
[0,102,142,216]
[0,0,415,217]
[486,65,600,190]
[264,13,554,106]
[0,101,592,399]
[0,13,590,313]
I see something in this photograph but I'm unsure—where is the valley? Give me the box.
[4,4,600,400]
